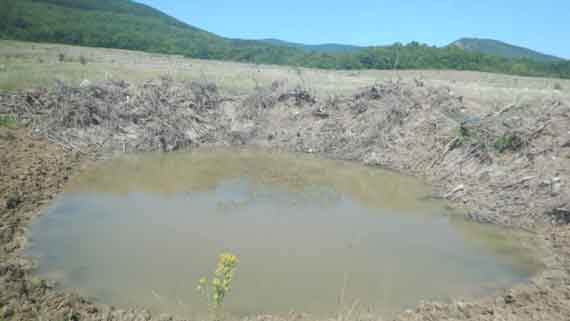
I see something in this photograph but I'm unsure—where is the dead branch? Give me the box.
[503,176,536,189]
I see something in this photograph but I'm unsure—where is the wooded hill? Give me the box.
[451,38,563,63]
[1,0,568,79]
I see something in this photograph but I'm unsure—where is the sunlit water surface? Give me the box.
[27,148,540,319]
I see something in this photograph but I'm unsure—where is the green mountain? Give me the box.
[259,38,363,54]
[0,0,315,64]
[0,0,568,79]
[451,38,563,62]
[264,37,566,62]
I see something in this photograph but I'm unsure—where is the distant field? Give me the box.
[1,40,569,109]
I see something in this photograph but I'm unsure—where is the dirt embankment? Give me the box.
[0,128,101,321]
[1,78,570,321]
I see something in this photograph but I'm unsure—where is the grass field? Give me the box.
[1,40,569,108]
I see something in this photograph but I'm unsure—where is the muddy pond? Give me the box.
[26,148,541,319]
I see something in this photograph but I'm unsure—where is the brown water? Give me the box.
[26,148,540,319]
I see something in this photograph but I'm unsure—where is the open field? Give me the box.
[1,40,570,98]
[1,40,570,321]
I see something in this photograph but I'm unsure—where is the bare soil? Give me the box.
[1,76,569,321]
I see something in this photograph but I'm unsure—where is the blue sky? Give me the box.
[137,0,570,59]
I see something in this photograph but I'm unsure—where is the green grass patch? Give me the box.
[0,60,163,91]
[454,124,472,147]
[494,133,523,153]
[0,115,17,127]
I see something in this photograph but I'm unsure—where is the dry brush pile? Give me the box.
[235,79,569,228]
[1,77,568,228]
[0,78,226,154]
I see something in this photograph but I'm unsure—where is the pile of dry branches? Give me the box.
[1,77,223,152]
[1,78,567,227]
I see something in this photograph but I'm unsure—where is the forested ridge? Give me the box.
[1,0,569,78]
[451,38,563,63]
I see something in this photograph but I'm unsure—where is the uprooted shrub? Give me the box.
[354,85,385,100]
[243,85,280,111]
[190,81,220,110]
[277,86,316,106]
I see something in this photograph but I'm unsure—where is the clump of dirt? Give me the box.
[1,78,570,321]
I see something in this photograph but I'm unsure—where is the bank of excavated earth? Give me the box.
[0,77,569,321]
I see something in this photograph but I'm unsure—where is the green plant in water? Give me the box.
[197,252,239,311]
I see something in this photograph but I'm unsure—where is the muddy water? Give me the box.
[26,148,540,319]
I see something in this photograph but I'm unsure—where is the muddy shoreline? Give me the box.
[1,78,569,321]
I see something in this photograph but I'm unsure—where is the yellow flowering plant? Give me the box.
[197,252,239,309]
